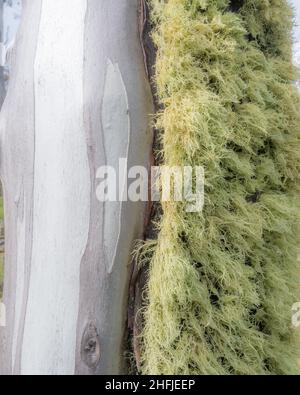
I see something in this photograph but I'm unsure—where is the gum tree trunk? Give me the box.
[0,0,153,375]
[0,0,5,106]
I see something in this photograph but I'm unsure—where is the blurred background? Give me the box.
[0,0,21,299]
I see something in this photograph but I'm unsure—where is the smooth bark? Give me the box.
[0,0,153,375]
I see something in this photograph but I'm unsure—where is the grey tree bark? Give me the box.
[0,0,6,107]
[0,0,153,375]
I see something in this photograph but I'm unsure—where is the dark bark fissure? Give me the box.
[228,0,245,13]
[127,0,161,374]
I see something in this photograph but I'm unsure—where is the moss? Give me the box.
[0,197,3,222]
[141,0,300,375]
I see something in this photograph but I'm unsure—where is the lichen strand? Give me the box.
[141,0,300,375]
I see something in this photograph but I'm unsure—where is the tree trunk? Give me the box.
[0,0,6,107]
[0,0,153,375]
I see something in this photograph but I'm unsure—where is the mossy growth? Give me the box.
[141,0,300,375]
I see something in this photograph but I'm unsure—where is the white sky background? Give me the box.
[290,0,300,38]
[3,0,21,47]
[1,0,21,66]
[290,0,300,71]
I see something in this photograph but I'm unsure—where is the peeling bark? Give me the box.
[0,0,153,375]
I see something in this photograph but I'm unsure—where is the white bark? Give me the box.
[0,0,5,106]
[0,0,153,375]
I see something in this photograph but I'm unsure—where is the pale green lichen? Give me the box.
[141,0,300,375]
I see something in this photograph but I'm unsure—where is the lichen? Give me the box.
[141,0,300,375]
